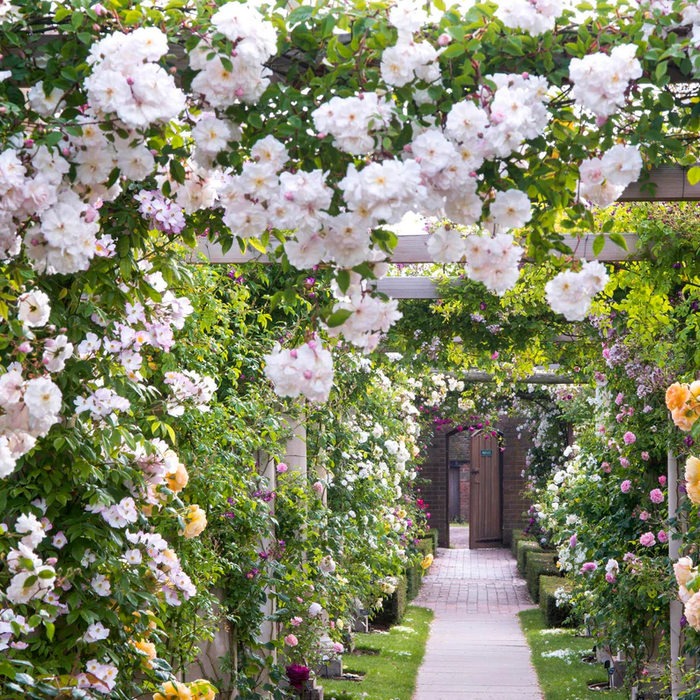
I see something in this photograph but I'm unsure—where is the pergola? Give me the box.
[195,162,696,698]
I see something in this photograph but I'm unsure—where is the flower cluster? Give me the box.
[569,45,642,118]
[495,0,566,34]
[579,145,643,208]
[164,370,217,417]
[544,260,610,321]
[264,339,335,403]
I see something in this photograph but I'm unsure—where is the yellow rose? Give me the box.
[167,461,189,493]
[687,480,700,506]
[674,557,695,587]
[666,382,691,412]
[672,407,698,432]
[190,679,217,700]
[686,456,700,485]
[181,504,207,539]
[154,681,192,700]
[420,553,434,570]
[132,638,157,668]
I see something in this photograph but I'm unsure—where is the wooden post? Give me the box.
[669,450,685,700]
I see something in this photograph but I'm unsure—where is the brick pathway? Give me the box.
[412,527,543,700]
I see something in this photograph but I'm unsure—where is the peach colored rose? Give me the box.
[167,462,189,493]
[674,557,694,587]
[666,382,691,412]
[685,591,700,632]
[181,504,207,539]
[154,681,192,700]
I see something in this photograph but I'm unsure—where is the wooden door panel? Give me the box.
[469,433,502,548]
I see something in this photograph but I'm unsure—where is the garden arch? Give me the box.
[8,2,700,699]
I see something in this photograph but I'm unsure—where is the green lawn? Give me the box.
[322,606,433,700]
[519,609,626,700]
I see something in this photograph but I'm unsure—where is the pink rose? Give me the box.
[640,532,656,547]
[639,511,650,521]
[290,617,303,627]
[605,572,616,583]
[649,488,664,504]
[620,457,631,468]
[659,476,667,486]
[277,462,288,474]
[332,642,344,653]
[581,562,597,573]
[658,530,668,544]
[620,480,632,494]
[641,452,650,461]
[312,481,324,494]
[623,431,636,445]
[569,534,577,548]
[284,634,298,647]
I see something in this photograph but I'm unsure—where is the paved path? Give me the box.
[412,527,543,700]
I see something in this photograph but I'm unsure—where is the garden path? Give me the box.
[412,526,543,700]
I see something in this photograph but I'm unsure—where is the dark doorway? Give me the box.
[469,431,503,549]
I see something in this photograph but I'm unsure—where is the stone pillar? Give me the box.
[668,451,685,700]
[283,416,307,475]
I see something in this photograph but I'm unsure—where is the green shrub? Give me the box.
[539,576,577,628]
[424,529,439,552]
[517,540,544,575]
[406,539,433,600]
[371,576,407,625]
[525,551,560,603]
[511,529,533,559]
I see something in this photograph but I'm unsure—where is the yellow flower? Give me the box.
[154,681,192,700]
[686,456,700,485]
[167,461,189,493]
[190,679,217,700]
[181,504,207,539]
[666,382,691,412]
[420,554,434,570]
[132,638,157,668]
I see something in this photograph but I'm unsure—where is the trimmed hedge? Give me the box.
[424,529,438,552]
[371,575,407,625]
[525,551,560,603]
[539,575,577,628]
[517,539,543,576]
[511,529,533,559]
[406,538,434,601]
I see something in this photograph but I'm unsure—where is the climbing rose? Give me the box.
[284,634,298,647]
[640,532,656,547]
[620,480,632,493]
[658,530,669,544]
[581,562,597,573]
[650,488,664,504]
[623,431,636,444]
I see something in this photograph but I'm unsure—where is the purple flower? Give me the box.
[285,664,310,689]
[569,534,577,548]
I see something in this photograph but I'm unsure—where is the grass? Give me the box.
[519,608,626,700]
[322,605,433,700]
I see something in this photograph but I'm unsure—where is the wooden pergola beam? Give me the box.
[461,370,576,384]
[197,232,641,265]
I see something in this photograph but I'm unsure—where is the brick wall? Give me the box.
[498,416,532,547]
[419,428,449,547]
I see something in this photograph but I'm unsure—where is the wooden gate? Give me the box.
[469,432,502,549]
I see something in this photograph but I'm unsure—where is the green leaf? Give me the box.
[688,166,700,187]
[326,309,353,328]
[608,233,628,252]
[336,270,350,294]
[169,160,186,185]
